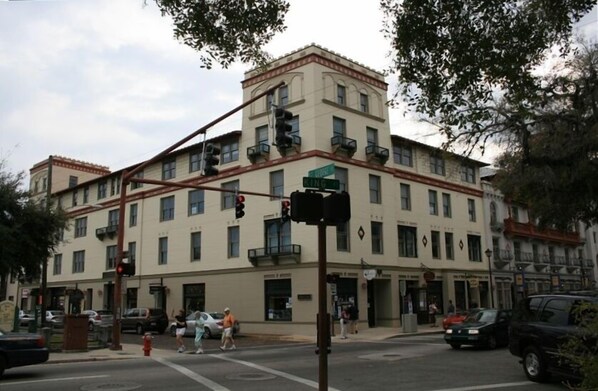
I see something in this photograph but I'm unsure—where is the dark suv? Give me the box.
[121,308,168,335]
[509,291,598,382]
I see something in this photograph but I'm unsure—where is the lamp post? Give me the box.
[579,256,585,289]
[485,249,495,308]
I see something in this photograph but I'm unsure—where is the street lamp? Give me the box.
[485,249,495,308]
[579,256,586,289]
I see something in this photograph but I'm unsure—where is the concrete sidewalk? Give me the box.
[45,324,444,364]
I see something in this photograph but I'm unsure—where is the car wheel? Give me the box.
[450,343,461,349]
[88,322,94,332]
[136,324,145,335]
[169,326,176,337]
[203,327,212,339]
[523,346,549,382]
[487,334,497,349]
[0,354,5,378]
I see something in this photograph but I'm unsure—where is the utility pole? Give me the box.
[317,222,328,391]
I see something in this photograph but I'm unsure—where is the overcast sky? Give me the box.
[1,0,596,181]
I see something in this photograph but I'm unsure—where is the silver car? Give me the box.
[45,310,64,325]
[82,309,113,331]
[169,311,239,339]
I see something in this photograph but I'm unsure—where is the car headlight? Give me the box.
[445,329,453,334]
[468,329,479,335]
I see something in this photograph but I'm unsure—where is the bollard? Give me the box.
[142,332,153,356]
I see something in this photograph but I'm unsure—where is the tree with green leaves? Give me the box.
[0,162,68,280]
[381,0,597,228]
[149,0,290,69]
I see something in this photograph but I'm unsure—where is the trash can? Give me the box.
[401,313,418,333]
[63,314,89,351]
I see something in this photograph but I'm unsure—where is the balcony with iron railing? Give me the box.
[365,144,390,165]
[331,136,357,157]
[247,143,270,162]
[95,225,118,240]
[492,249,514,269]
[503,218,582,246]
[248,244,301,266]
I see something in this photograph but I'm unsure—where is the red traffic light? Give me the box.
[236,195,245,203]
[116,261,135,277]
[281,200,290,208]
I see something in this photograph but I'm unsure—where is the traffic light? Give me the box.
[281,199,290,222]
[116,261,135,277]
[203,144,220,176]
[275,108,293,148]
[235,194,245,219]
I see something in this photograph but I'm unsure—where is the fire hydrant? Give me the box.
[143,332,153,356]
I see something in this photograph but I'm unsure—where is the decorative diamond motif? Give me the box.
[459,240,464,250]
[422,235,428,247]
[358,226,365,240]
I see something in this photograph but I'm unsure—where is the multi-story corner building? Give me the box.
[15,45,493,334]
[482,172,596,309]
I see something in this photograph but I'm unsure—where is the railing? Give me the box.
[331,136,357,153]
[248,244,301,264]
[247,143,270,159]
[96,225,118,240]
[503,218,581,245]
[365,145,390,164]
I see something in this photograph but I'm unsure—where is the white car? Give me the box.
[82,309,113,331]
[45,310,64,325]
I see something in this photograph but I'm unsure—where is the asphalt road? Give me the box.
[1,334,572,391]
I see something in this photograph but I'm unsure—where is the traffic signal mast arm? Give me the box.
[128,177,291,201]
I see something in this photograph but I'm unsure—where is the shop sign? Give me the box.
[468,278,479,288]
[423,271,435,282]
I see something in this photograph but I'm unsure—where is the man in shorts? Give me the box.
[220,307,236,351]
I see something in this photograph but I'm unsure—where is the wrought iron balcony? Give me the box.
[247,143,270,162]
[365,144,390,164]
[503,218,582,246]
[492,249,513,269]
[248,244,301,266]
[96,225,118,240]
[331,136,357,156]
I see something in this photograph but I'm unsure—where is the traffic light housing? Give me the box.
[116,261,135,277]
[323,191,351,225]
[235,194,245,219]
[203,144,220,176]
[275,108,293,148]
[281,199,290,222]
[290,191,323,223]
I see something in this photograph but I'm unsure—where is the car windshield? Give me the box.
[208,312,224,320]
[96,310,112,316]
[49,311,64,316]
[465,309,497,323]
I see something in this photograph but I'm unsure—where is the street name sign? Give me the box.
[308,163,335,178]
[303,177,340,190]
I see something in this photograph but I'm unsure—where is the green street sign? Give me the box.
[303,177,340,190]
[308,163,335,178]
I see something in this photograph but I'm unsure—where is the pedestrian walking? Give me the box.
[428,300,438,327]
[194,311,205,354]
[348,304,359,334]
[173,308,187,352]
[220,307,236,351]
[340,306,350,339]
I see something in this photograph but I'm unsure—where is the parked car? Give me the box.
[509,291,598,383]
[169,311,240,339]
[82,309,113,331]
[444,308,511,349]
[0,327,49,378]
[19,310,35,327]
[121,308,168,335]
[45,310,64,325]
[442,310,471,330]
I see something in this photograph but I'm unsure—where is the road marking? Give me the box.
[1,374,109,386]
[213,354,343,391]
[153,356,230,391]
[430,381,534,391]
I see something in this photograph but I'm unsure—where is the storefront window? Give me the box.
[184,284,205,313]
[265,279,292,321]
